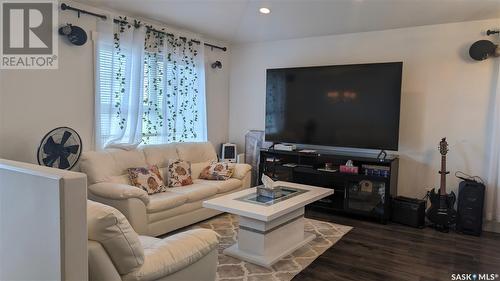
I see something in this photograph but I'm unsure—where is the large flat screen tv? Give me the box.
[265,62,402,150]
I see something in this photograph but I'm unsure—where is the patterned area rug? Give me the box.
[188,213,352,281]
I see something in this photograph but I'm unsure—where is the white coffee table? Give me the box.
[203,181,334,268]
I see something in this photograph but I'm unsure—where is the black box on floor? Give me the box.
[457,180,485,236]
[391,196,426,228]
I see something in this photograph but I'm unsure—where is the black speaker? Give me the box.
[391,196,426,228]
[456,180,485,236]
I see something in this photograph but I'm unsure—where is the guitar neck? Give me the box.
[440,155,447,195]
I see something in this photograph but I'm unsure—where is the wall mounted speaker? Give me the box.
[469,40,499,61]
[59,24,87,46]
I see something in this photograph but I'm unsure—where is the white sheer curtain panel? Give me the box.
[94,18,146,149]
[486,59,500,223]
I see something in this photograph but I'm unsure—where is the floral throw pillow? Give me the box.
[199,162,235,181]
[127,165,167,195]
[167,159,193,187]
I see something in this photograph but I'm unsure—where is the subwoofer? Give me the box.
[456,180,485,236]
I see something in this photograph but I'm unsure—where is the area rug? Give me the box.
[187,213,352,281]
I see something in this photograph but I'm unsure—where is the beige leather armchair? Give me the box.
[88,200,219,281]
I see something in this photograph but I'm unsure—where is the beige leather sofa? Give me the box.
[80,142,251,236]
[88,200,219,281]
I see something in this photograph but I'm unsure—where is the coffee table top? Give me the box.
[203,181,333,221]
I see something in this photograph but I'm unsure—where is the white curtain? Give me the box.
[94,18,206,149]
[486,60,500,223]
[162,35,207,143]
[95,18,146,149]
[142,31,207,144]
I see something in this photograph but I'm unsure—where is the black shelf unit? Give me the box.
[259,148,399,223]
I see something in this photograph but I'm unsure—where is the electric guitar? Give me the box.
[426,138,457,232]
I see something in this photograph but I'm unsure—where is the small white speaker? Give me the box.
[221,143,237,162]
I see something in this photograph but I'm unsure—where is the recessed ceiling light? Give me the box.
[259,7,271,14]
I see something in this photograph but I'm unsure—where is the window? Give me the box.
[142,51,166,144]
[97,47,122,147]
[96,30,206,149]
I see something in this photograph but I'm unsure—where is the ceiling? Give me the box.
[75,0,500,44]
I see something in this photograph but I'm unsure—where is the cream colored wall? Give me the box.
[228,18,500,198]
[0,1,230,163]
[205,47,231,154]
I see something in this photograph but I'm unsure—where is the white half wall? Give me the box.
[229,18,500,198]
[0,0,230,163]
[0,159,87,281]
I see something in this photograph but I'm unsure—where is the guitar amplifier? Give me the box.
[456,180,485,236]
[391,196,426,228]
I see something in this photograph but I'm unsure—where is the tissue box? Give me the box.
[340,165,358,174]
[257,186,282,199]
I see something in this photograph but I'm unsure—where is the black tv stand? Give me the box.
[259,148,399,223]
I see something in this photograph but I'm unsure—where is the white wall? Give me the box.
[205,47,231,153]
[0,160,87,281]
[229,18,500,198]
[0,1,230,163]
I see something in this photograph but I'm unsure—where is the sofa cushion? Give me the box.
[142,144,179,168]
[108,174,130,185]
[194,178,242,194]
[81,149,148,184]
[122,229,218,281]
[232,163,252,180]
[168,182,218,202]
[176,142,217,163]
[147,201,202,223]
[146,192,188,213]
[199,161,235,180]
[128,165,167,195]
[87,200,144,275]
[167,159,193,187]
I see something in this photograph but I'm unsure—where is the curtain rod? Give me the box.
[60,3,227,51]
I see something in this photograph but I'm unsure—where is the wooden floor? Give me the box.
[294,208,500,281]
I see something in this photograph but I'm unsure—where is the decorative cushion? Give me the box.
[199,162,235,180]
[87,200,144,275]
[167,159,193,187]
[128,165,167,195]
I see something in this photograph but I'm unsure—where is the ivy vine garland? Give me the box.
[111,17,201,144]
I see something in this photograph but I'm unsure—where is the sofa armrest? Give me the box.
[88,182,150,205]
[232,163,252,180]
[123,229,219,281]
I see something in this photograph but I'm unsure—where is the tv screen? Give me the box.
[265,62,402,150]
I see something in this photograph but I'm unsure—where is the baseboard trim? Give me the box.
[483,220,500,234]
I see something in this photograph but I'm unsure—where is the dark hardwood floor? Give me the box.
[294,208,500,281]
